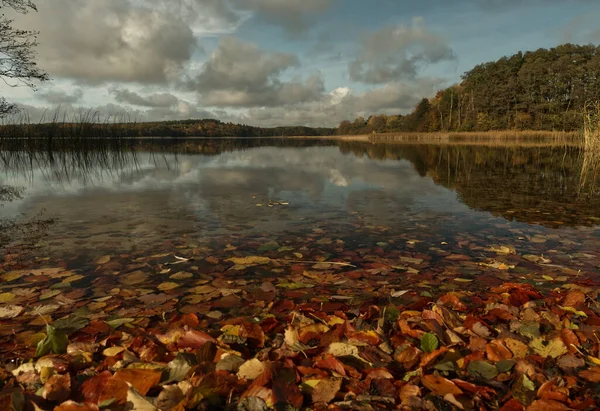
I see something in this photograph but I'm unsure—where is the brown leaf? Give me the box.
[81,371,128,405]
[579,367,600,383]
[42,373,71,402]
[560,328,579,354]
[156,385,186,411]
[500,398,525,411]
[504,338,529,359]
[177,330,215,349]
[273,378,303,408]
[561,290,586,309]
[526,399,570,411]
[486,340,513,362]
[314,354,347,377]
[421,375,463,396]
[113,369,162,396]
[54,401,100,411]
[239,322,265,347]
[399,384,421,403]
[311,378,342,404]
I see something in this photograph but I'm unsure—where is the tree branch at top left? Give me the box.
[1,0,49,117]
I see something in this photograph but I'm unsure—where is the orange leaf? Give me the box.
[421,375,463,396]
[420,346,449,368]
[81,371,128,405]
[113,369,162,395]
[177,330,215,349]
[55,402,100,411]
[579,367,600,383]
[486,340,513,362]
[526,399,570,411]
[560,328,579,354]
[314,354,347,377]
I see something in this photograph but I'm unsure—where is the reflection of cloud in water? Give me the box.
[0,146,468,248]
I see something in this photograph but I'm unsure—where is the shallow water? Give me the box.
[1,139,600,288]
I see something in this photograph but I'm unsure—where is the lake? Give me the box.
[2,139,599,299]
[2,138,600,408]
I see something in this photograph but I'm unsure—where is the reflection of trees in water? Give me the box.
[0,185,54,252]
[338,142,600,227]
[578,150,600,200]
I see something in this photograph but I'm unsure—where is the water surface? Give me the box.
[1,139,600,289]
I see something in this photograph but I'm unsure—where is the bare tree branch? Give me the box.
[1,0,48,117]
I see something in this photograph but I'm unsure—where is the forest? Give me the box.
[338,44,600,134]
[2,44,599,139]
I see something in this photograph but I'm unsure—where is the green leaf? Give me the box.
[496,359,517,373]
[167,353,196,383]
[35,325,68,357]
[522,374,536,391]
[52,315,89,333]
[106,318,135,329]
[384,305,400,322]
[467,360,499,380]
[420,333,439,353]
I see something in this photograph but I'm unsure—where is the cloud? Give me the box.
[110,88,179,108]
[10,0,242,84]
[231,0,334,33]
[239,77,445,127]
[349,17,455,84]
[39,89,84,105]
[190,37,325,107]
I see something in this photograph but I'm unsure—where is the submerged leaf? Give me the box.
[420,333,439,353]
[36,325,68,357]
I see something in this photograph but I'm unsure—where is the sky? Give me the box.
[2,0,599,127]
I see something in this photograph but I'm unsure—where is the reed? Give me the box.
[370,130,582,147]
[583,101,600,151]
[577,102,600,198]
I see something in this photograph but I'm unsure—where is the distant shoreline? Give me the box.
[284,130,583,146]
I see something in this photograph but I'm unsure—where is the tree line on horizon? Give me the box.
[338,44,600,135]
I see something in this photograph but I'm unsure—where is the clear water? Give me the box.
[1,139,599,288]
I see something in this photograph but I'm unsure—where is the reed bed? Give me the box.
[578,102,600,198]
[370,130,582,147]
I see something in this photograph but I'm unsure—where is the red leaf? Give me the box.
[239,321,265,348]
[314,354,347,377]
[81,371,128,405]
[55,402,100,411]
[177,330,215,349]
[273,379,303,408]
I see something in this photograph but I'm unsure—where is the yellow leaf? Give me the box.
[120,271,148,286]
[103,346,126,357]
[559,306,587,317]
[189,285,216,294]
[39,290,61,300]
[63,275,84,283]
[96,255,111,265]
[542,275,554,281]
[0,292,15,303]
[588,356,600,365]
[227,256,271,266]
[293,253,303,259]
[2,271,26,282]
[157,282,180,291]
[530,338,568,358]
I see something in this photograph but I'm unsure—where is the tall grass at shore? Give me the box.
[578,102,600,198]
[0,109,143,152]
[370,130,582,146]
